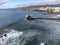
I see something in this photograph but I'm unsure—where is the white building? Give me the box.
[52,7,60,12]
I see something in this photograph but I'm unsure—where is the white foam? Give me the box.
[56,15,60,18]
[52,15,60,18]
[26,15,29,18]
[40,43,44,45]
[0,29,23,45]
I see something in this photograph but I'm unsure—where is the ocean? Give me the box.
[0,9,60,45]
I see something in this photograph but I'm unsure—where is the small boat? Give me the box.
[26,15,60,20]
[26,15,34,20]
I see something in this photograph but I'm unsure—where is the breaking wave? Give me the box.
[0,29,50,45]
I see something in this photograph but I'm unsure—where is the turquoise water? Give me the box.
[0,9,60,45]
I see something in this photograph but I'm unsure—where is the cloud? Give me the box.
[14,0,40,7]
[14,3,39,8]
[0,0,8,6]
[14,0,60,8]
[45,0,60,4]
[14,4,30,8]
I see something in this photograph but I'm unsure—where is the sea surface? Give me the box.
[0,9,60,45]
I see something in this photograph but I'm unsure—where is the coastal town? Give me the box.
[20,7,60,14]
[31,7,60,14]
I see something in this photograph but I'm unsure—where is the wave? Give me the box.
[0,29,23,45]
[51,14,60,18]
[0,20,60,45]
[0,28,58,45]
[0,29,48,45]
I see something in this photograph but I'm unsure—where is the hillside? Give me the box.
[19,4,60,10]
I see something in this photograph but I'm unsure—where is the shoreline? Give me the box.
[20,7,60,15]
[32,10,60,15]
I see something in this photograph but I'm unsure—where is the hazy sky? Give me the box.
[0,0,60,9]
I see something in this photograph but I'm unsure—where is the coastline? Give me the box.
[20,7,60,15]
[32,10,60,14]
